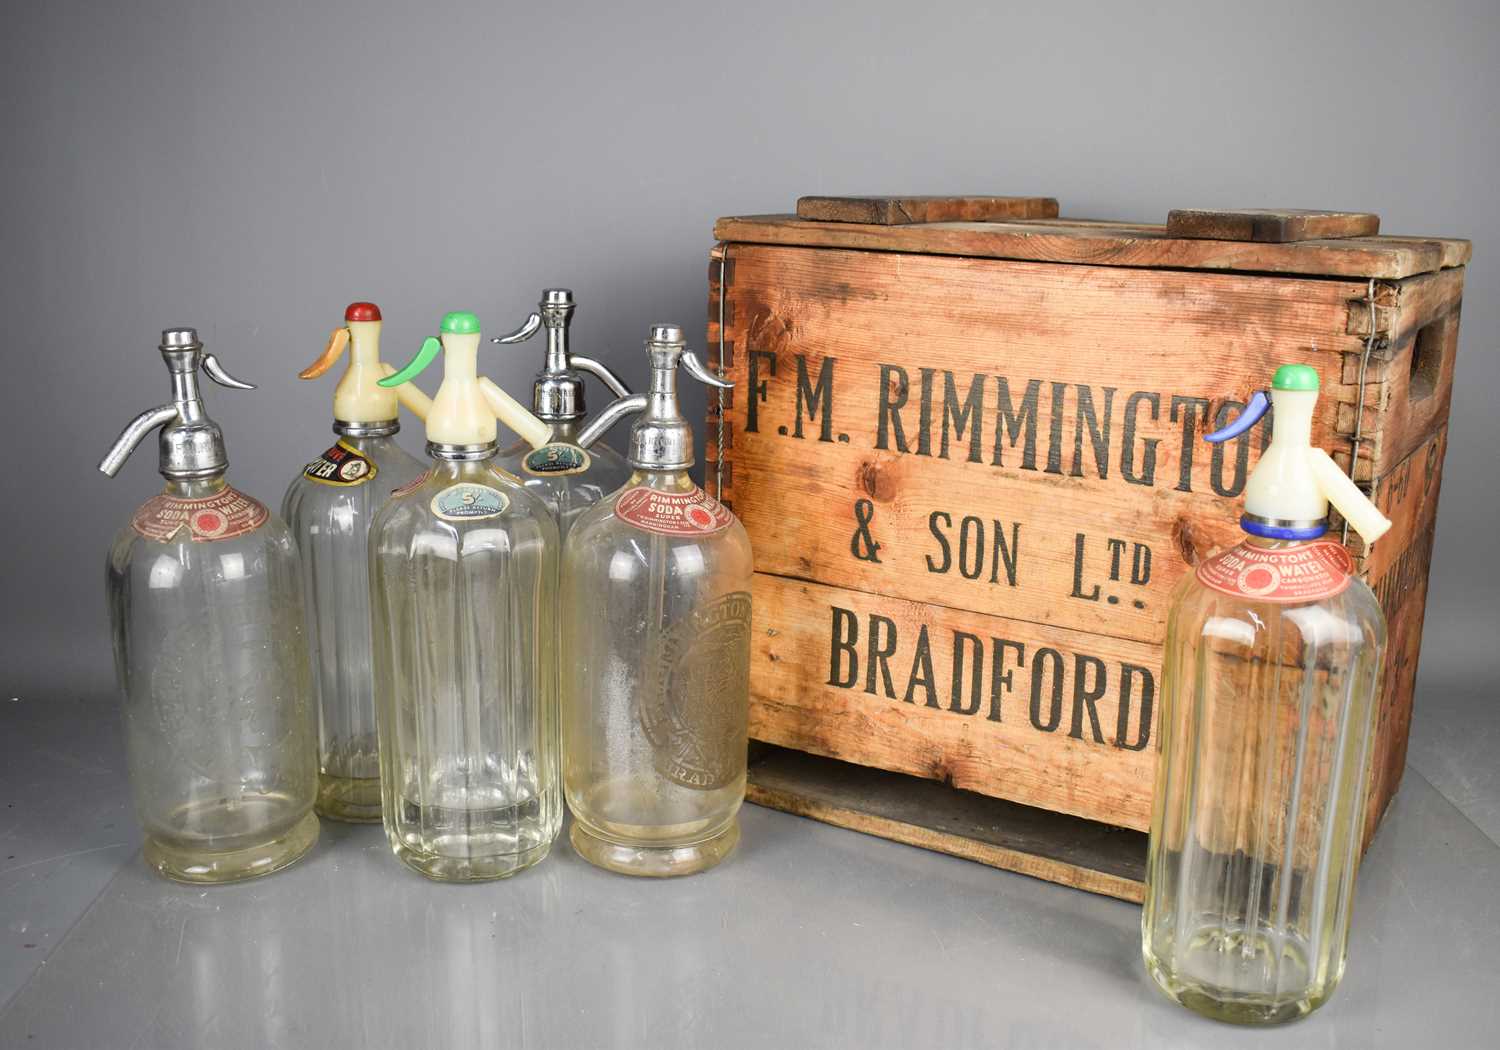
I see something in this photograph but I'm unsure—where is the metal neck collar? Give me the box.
[533,372,586,422]
[1241,512,1328,540]
[335,418,399,438]
[427,441,497,462]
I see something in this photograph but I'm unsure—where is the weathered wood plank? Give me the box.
[1167,208,1380,242]
[797,195,1059,225]
[746,743,1148,902]
[744,416,1444,850]
[1364,268,1465,480]
[720,244,1371,644]
[1376,235,1472,269]
[748,573,1163,831]
[1361,425,1447,843]
[712,214,1464,280]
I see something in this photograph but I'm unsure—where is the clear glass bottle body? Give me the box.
[369,455,560,881]
[282,427,426,822]
[496,421,633,540]
[106,476,318,883]
[562,470,752,876]
[1142,537,1386,1024]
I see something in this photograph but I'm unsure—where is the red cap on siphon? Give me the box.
[345,301,382,322]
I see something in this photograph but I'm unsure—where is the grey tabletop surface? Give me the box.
[1,664,1496,1050]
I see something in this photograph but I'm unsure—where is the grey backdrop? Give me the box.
[2,0,1495,701]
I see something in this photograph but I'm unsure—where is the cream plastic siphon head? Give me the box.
[379,311,551,449]
[298,302,432,424]
[1205,364,1391,544]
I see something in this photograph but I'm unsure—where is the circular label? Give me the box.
[431,483,509,522]
[1196,540,1354,604]
[642,591,752,790]
[614,486,735,537]
[523,443,591,477]
[192,509,228,538]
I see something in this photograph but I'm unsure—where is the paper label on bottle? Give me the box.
[131,486,270,543]
[301,440,377,487]
[643,591,752,790]
[523,443,591,477]
[614,485,734,537]
[1195,540,1354,604]
[431,483,508,522]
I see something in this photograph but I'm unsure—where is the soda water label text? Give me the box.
[616,486,735,537]
[1196,540,1353,603]
[132,487,270,543]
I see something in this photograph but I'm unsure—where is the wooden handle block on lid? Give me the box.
[1166,208,1380,242]
[797,195,1060,225]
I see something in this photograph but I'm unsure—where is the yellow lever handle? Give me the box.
[299,327,349,380]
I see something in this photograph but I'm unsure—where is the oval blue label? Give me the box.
[523,443,591,477]
[430,483,508,522]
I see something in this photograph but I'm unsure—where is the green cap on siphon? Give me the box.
[441,311,481,335]
[1272,363,1320,392]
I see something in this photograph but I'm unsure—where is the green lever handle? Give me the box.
[379,336,442,388]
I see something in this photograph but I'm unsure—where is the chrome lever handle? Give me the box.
[201,353,256,390]
[680,350,733,390]
[491,313,542,345]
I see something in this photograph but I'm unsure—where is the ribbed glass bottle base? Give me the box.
[315,773,383,823]
[569,817,739,878]
[1143,946,1324,1025]
[143,811,319,885]
[388,837,552,883]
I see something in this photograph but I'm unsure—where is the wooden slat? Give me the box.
[1375,235,1472,269]
[1358,267,1465,479]
[1167,208,1380,242]
[713,214,1467,279]
[1360,425,1447,844]
[720,244,1368,645]
[797,195,1059,225]
[746,743,1147,902]
[748,573,1163,831]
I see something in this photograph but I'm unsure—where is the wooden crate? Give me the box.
[704,196,1468,898]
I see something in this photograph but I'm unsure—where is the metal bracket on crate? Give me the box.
[714,243,731,502]
[1343,278,1386,545]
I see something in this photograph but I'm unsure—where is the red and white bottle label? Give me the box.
[302,440,377,486]
[614,485,734,537]
[131,486,270,543]
[1195,540,1354,604]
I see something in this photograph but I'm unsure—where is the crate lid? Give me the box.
[714,197,1470,280]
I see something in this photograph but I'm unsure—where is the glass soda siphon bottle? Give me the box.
[100,328,318,883]
[282,301,431,822]
[1142,364,1391,1024]
[368,310,560,881]
[492,288,634,538]
[561,324,752,877]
